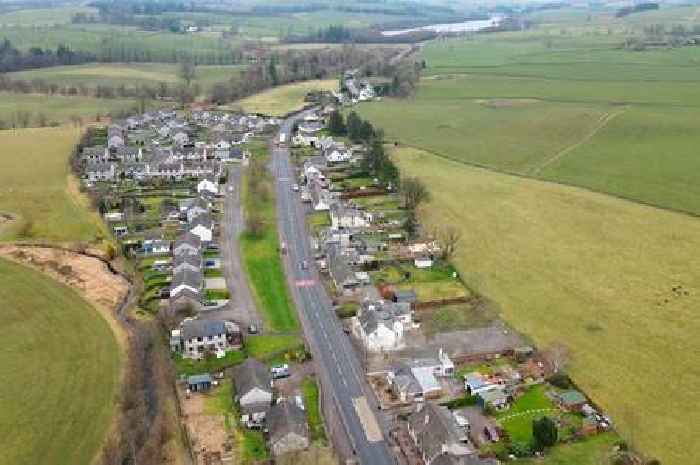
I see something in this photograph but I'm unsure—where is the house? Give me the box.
[330,203,371,229]
[464,373,495,396]
[173,232,201,257]
[173,254,202,274]
[388,352,453,403]
[233,358,273,428]
[173,130,190,147]
[142,239,171,255]
[186,197,210,223]
[555,390,587,412]
[112,146,142,163]
[407,403,475,465]
[172,318,242,359]
[324,143,351,163]
[197,176,219,196]
[353,300,412,352]
[82,146,109,162]
[85,162,117,182]
[169,268,203,311]
[267,400,310,456]
[327,243,358,290]
[189,214,214,243]
[108,124,126,148]
[187,374,212,392]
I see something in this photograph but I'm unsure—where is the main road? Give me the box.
[272,113,395,465]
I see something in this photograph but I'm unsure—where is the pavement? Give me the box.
[272,111,396,465]
[201,164,262,330]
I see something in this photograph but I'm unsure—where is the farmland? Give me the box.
[234,79,337,116]
[0,257,120,465]
[8,63,246,92]
[0,92,154,126]
[0,127,107,242]
[393,146,700,465]
[357,24,700,215]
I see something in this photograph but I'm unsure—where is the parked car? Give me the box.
[292,183,299,192]
[301,260,308,270]
[271,364,290,379]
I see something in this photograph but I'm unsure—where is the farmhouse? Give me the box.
[267,400,310,456]
[233,358,273,428]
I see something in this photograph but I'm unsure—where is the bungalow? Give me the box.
[197,177,219,196]
[187,374,213,392]
[407,403,475,465]
[267,400,310,456]
[388,352,453,403]
[171,318,242,359]
[233,358,273,428]
[476,387,510,411]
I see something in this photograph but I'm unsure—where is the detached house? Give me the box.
[353,300,412,352]
[408,403,476,465]
[85,162,117,182]
[330,203,371,229]
[171,318,242,359]
[267,400,310,456]
[233,358,273,428]
[197,176,219,196]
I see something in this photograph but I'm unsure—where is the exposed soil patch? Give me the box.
[0,245,129,347]
[180,387,232,465]
[477,98,540,108]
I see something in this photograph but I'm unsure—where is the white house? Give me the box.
[197,177,219,196]
[189,215,213,243]
[353,300,412,352]
[172,319,242,360]
[330,203,371,229]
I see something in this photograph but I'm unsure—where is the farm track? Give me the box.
[529,106,628,176]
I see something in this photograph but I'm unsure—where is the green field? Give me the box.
[234,79,337,116]
[0,127,107,242]
[8,63,246,91]
[0,6,96,26]
[0,257,120,465]
[394,146,700,465]
[0,92,155,127]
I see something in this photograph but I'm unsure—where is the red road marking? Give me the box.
[295,279,315,287]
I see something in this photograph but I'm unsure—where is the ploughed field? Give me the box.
[393,146,700,465]
[0,258,120,465]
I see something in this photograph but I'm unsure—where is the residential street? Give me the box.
[202,164,262,331]
[272,112,395,465]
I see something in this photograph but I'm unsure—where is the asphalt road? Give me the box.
[272,113,395,465]
[202,163,262,331]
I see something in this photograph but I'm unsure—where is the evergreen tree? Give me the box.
[327,110,346,135]
[532,416,558,451]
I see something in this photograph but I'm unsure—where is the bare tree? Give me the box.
[542,342,570,374]
[438,225,462,261]
[400,176,430,210]
[178,57,197,87]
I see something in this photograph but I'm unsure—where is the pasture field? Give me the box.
[0,257,120,465]
[0,6,96,26]
[393,146,700,465]
[8,63,246,91]
[0,92,153,126]
[0,127,107,242]
[357,25,700,215]
[234,79,337,116]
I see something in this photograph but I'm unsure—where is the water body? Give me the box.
[381,16,504,37]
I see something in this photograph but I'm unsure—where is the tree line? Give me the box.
[0,39,95,73]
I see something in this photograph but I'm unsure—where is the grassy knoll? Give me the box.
[393,146,700,465]
[234,79,337,116]
[0,127,107,242]
[240,144,298,332]
[0,257,120,465]
[0,92,152,126]
[8,63,246,92]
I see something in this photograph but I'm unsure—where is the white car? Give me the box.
[292,183,299,192]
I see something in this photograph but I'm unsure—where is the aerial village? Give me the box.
[74,73,618,465]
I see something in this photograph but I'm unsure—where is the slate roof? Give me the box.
[267,400,309,444]
[181,319,226,340]
[233,358,271,397]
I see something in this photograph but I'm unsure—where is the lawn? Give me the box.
[240,146,298,332]
[0,257,120,465]
[495,385,557,444]
[246,335,303,361]
[9,63,246,92]
[518,432,620,465]
[0,92,156,126]
[174,350,245,377]
[393,146,700,465]
[0,127,107,242]
[302,377,326,443]
[233,79,337,116]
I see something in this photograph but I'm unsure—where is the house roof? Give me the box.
[233,358,271,397]
[267,400,309,444]
[408,403,473,460]
[171,267,203,290]
[181,319,226,340]
[173,232,202,253]
[394,289,417,303]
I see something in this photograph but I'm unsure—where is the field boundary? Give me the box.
[529,105,629,176]
[390,142,700,220]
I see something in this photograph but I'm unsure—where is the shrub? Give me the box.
[547,372,573,389]
[533,416,558,451]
